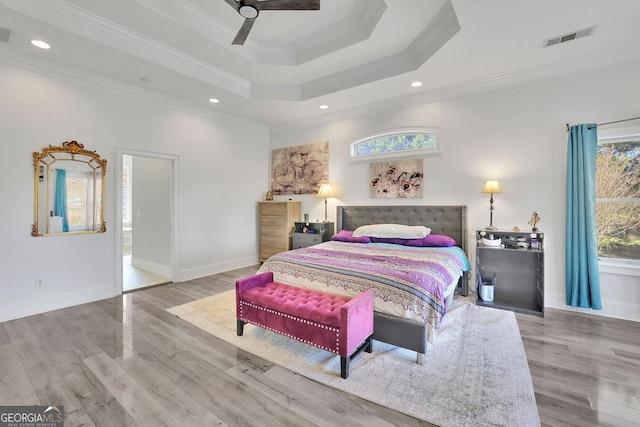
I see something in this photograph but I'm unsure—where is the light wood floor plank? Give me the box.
[117,348,227,427]
[63,366,137,427]
[517,310,640,427]
[84,352,179,427]
[0,324,10,346]
[0,344,39,404]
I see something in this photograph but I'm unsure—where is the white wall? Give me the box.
[131,156,172,276]
[0,62,269,322]
[271,59,640,322]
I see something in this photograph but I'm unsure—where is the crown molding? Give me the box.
[135,0,387,67]
[292,0,387,66]
[1,0,251,97]
[271,44,640,135]
[409,0,460,64]
[0,46,269,133]
[250,83,301,101]
[299,1,459,100]
[0,0,455,101]
[131,0,259,63]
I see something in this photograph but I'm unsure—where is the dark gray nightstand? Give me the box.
[292,222,334,249]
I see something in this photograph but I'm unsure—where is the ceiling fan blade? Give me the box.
[232,18,256,45]
[245,0,320,11]
[222,0,240,11]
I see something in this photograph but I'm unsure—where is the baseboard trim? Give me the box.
[0,285,116,323]
[546,291,640,322]
[180,255,259,282]
[131,256,171,278]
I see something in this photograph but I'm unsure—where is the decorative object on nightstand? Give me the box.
[528,211,540,232]
[293,221,335,249]
[317,183,334,222]
[475,229,544,316]
[482,180,502,230]
[265,190,273,201]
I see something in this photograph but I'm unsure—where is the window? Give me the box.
[596,136,640,263]
[66,170,100,231]
[350,128,441,161]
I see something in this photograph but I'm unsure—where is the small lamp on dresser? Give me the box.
[317,183,334,222]
[482,180,502,230]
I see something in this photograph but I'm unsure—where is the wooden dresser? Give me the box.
[258,201,301,262]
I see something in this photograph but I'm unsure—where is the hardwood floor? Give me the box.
[517,309,640,426]
[1,265,638,426]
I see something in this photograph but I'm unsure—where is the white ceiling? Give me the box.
[1,0,640,129]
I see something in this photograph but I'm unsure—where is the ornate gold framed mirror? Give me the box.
[33,140,107,236]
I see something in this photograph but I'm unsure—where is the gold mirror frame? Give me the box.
[33,140,107,237]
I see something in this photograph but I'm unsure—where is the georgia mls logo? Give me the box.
[0,405,64,427]
[44,406,63,422]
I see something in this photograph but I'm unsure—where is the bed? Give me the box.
[258,205,470,364]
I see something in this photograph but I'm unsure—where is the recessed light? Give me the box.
[209,98,220,104]
[30,40,51,49]
[411,81,423,88]
[320,105,329,110]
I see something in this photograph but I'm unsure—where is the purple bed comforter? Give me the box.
[258,241,469,342]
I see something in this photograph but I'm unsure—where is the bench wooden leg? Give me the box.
[364,336,372,353]
[341,356,349,379]
[237,320,245,336]
[340,335,373,379]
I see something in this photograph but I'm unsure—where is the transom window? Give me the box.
[349,128,441,161]
[596,135,640,263]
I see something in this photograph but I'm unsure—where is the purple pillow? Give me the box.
[331,230,371,243]
[405,234,457,247]
[372,234,456,247]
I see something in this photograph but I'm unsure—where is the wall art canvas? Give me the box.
[370,159,424,198]
[271,141,329,195]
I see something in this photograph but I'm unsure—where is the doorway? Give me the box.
[115,149,178,293]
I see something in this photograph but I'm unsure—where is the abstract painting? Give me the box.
[369,159,423,198]
[271,141,329,195]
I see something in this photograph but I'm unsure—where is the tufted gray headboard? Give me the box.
[336,205,469,295]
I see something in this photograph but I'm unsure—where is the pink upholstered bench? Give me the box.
[236,271,374,379]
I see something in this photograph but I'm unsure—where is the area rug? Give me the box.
[167,291,540,427]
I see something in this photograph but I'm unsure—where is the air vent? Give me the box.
[0,26,12,44]
[544,26,596,48]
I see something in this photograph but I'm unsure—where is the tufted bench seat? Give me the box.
[236,271,374,379]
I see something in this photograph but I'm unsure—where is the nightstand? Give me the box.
[292,222,334,249]
[476,229,544,316]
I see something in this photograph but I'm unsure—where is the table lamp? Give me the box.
[482,180,502,230]
[317,183,334,222]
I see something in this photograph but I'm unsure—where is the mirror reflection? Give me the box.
[33,140,107,236]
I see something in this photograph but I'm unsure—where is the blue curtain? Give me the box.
[566,124,602,309]
[54,169,69,232]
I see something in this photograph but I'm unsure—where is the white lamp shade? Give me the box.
[482,180,502,194]
[317,183,334,198]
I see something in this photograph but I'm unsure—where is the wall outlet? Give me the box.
[36,279,44,288]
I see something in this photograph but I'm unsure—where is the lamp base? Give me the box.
[485,224,498,231]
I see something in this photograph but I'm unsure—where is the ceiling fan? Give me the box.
[223,0,321,45]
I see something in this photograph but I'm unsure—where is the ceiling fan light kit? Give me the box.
[226,0,321,45]
[239,5,258,19]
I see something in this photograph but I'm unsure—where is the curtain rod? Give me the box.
[566,115,640,131]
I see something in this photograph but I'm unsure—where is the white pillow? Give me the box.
[352,224,431,239]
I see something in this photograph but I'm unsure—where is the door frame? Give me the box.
[114,147,180,294]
